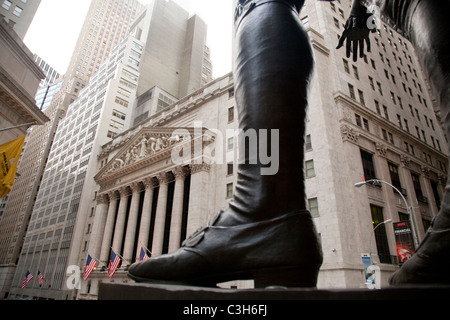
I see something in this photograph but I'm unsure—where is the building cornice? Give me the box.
[335,91,448,176]
[0,65,50,125]
[0,19,45,80]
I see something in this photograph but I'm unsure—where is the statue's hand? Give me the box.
[336,14,376,62]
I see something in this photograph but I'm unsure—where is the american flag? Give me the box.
[108,250,121,279]
[21,271,33,289]
[37,270,46,286]
[139,247,149,261]
[83,255,97,280]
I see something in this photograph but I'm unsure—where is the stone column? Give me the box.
[123,182,142,265]
[186,163,211,236]
[168,167,189,252]
[151,172,170,256]
[399,156,421,248]
[111,186,130,257]
[136,178,157,260]
[100,191,119,263]
[88,193,109,258]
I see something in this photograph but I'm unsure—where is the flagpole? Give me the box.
[110,248,131,264]
[144,246,152,256]
[91,255,107,267]
[0,122,36,132]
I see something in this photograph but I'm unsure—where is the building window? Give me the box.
[370,205,392,264]
[228,107,235,123]
[388,162,402,193]
[369,76,375,90]
[353,66,359,80]
[383,105,389,120]
[2,0,12,10]
[115,96,129,107]
[227,137,234,151]
[343,59,350,73]
[128,57,140,67]
[355,114,362,127]
[363,118,369,131]
[226,183,233,198]
[375,100,381,115]
[301,16,309,27]
[305,135,312,150]
[333,17,340,28]
[305,160,315,178]
[360,150,376,181]
[430,180,441,210]
[411,173,428,204]
[358,90,365,105]
[308,198,319,217]
[12,6,22,16]
[348,83,355,99]
[112,109,126,121]
[227,163,233,176]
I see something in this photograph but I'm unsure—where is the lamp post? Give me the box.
[355,179,420,249]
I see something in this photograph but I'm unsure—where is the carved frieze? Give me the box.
[376,142,388,157]
[340,125,360,143]
[421,165,430,176]
[105,132,184,175]
[401,155,410,167]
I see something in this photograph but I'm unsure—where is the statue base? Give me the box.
[99,282,450,300]
[97,283,450,317]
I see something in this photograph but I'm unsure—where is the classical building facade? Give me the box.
[77,73,237,299]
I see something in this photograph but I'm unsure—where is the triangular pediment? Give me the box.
[94,126,213,185]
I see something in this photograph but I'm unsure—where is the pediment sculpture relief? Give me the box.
[105,131,186,175]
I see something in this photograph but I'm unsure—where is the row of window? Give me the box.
[360,149,441,208]
[353,110,446,172]
[1,0,24,17]
[349,84,442,153]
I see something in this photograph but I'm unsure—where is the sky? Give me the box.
[23,0,234,79]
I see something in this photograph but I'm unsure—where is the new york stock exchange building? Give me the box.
[77,74,245,298]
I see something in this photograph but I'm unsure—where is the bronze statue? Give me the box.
[127,0,450,287]
[128,0,323,288]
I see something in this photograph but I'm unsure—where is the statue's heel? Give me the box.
[253,266,320,288]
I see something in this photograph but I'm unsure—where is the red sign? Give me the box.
[394,221,415,264]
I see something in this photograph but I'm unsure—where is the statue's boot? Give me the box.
[127,0,323,288]
[389,0,450,285]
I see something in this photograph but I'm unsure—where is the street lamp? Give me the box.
[354,179,419,249]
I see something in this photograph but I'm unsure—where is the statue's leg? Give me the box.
[127,0,323,288]
[389,0,450,285]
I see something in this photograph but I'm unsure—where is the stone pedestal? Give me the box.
[99,282,450,300]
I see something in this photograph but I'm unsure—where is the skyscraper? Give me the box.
[33,54,62,88]
[0,0,144,299]
[6,0,212,300]
[65,0,144,87]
